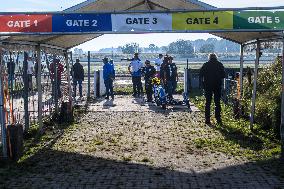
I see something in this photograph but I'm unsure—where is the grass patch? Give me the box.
[191,93,281,161]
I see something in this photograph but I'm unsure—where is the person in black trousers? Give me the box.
[200,53,226,125]
[142,60,156,102]
[72,59,84,98]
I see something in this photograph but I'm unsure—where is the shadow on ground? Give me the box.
[1,149,284,188]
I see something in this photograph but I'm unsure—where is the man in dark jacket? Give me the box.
[200,53,226,125]
[142,60,156,102]
[164,56,178,100]
[72,59,84,98]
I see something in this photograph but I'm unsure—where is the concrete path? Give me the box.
[1,95,284,189]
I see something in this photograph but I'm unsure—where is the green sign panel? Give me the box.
[234,11,284,29]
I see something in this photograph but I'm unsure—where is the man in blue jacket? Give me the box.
[103,57,115,100]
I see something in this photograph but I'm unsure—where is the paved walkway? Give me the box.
[1,95,284,189]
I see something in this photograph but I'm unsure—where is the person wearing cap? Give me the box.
[103,57,115,100]
[128,53,143,97]
[142,60,156,102]
[163,56,178,101]
[154,54,163,78]
[200,53,226,125]
[50,58,64,98]
[72,59,84,98]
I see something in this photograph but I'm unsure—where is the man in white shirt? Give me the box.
[128,53,143,97]
[154,54,163,78]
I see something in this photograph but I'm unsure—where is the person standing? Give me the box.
[128,53,143,97]
[142,60,156,102]
[154,54,163,78]
[72,59,84,98]
[200,53,226,125]
[103,57,115,100]
[164,56,178,101]
[27,56,34,91]
[50,59,64,98]
[246,66,253,85]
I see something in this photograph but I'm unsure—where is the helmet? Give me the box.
[152,77,160,85]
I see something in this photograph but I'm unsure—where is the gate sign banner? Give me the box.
[111,13,172,32]
[172,11,233,30]
[52,13,112,32]
[0,10,284,34]
[233,11,284,29]
[0,14,52,32]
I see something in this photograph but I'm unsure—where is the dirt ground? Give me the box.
[1,95,284,188]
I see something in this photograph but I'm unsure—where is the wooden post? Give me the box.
[250,40,261,130]
[0,46,8,158]
[36,45,43,130]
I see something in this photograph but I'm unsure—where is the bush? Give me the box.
[242,57,282,137]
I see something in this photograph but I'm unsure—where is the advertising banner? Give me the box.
[172,11,233,31]
[233,11,284,29]
[0,14,52,33]
[111,13,172,32]
[52,13,112,32]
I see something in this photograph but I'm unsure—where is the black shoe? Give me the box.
[216,119,223,125]
[111,96,114,100]
[132,94,137,97]
[205,120,211,125]
[105,97,109,100]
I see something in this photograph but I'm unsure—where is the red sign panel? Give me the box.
[0,14,52,33]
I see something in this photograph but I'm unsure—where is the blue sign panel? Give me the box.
[52,14,112,32]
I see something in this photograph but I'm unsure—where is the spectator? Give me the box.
[50,59,64,98]
[200,53,226,125]
[103,57,115,100]
[246,66,253,85]
[154,54,163,78]
[164,56,178,101]
[128,53,143,97]
[72,59,84,98]
[142,60,156,102]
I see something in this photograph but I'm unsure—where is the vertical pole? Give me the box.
[23,52,29,132]
[87,51,91,99]
[0,46,8,158]
[250,40,260,130]
[53,54,59,115]
[36,45,43,130]
[280,34,284,159]
[240,44,244,97]
[65,51,72,106]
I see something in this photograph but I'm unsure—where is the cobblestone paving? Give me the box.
[1,95,284,189]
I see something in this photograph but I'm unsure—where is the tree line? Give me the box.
[107,38,240,55]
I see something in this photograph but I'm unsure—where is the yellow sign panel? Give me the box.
[172,11,233,30]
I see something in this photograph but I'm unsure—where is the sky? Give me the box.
[0,0,283,51]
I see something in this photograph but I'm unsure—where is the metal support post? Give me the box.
[280,33,284,159]
[36,45,43,130]
[53,55,59,115]
[65,51,72,107]
[240,44,244,97]
[23,52,29,132]
[250,40,261,130]
[0,46,8,158]
[87,51,91,99]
